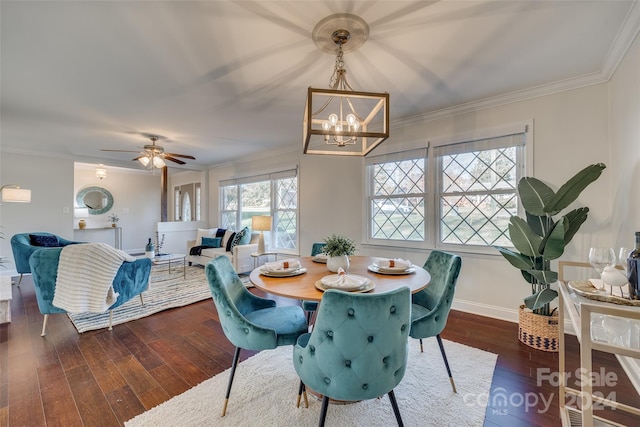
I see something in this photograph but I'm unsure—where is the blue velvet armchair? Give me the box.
[410,250,462,393]
[11,232,82,286]
[29,247,151,336]
[205,255,308,417]
[294,287,412,426]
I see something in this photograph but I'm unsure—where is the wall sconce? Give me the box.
[0,185,31,203]
[252,215,272,254]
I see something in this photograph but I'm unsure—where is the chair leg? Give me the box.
[318,395,330,427]
[436,334,457,393]
[419,338,424,353]
[139,293,145,305]
[108,310,113,331]
[41,314,49,337]
[296,381,309,408]
[388,389,404,427]
[16,274,24,287]
[222,347,241,417]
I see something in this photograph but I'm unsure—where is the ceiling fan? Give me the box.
[102,135,196,168]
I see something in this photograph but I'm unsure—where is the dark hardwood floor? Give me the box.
[1,273,639,426]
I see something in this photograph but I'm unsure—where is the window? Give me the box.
[368,149,426,241]
[220,168,298,252]
[367,124,528,251]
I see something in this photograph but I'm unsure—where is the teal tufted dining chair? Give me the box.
[301,243,326,321]
[409,250,462,393]
[293,287,411,426]
[205,255,308,417]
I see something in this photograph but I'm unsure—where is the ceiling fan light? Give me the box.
[153,156,166,168]
[139,156,150,167]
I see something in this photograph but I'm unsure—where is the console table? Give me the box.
[74,226,122,249]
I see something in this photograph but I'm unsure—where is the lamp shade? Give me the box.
[252,215,272,232]
[74,207,89,218]
[1,186,31,203]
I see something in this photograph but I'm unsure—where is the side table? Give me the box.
[251,252,278,269]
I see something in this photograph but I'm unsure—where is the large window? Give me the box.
[367,125,528,251]
[220,168,298,252]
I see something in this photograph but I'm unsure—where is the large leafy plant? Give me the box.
[494,163,606,316]
[322,234,356,257]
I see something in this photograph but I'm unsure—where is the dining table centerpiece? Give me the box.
[322,234,356,272]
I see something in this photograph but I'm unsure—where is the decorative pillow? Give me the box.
[239,227,252,245]
[230,227,250,250]
[201,236,222,248]
[29,233,59,247]
[195,228,217,246]
[223,230,237,252]
[215,228,227,238]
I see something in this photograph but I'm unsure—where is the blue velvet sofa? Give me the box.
[29,246,152,336]
[11,232,83,286]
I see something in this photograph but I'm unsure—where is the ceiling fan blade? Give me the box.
[102,149,140,153]
[132,155,145,161]
[164,152,196,160]
[164,156,186,165]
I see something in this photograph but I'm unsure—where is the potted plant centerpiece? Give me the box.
[322,234,356,272]
[494,163,606,352]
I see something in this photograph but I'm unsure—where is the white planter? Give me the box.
[327,255,350,273]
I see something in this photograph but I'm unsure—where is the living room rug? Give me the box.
[125,338,497,427]
[68,265,244,333]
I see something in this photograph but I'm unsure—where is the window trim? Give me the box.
[364,120,533,255]
[219,166,299,252]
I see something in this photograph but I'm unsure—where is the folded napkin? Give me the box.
[376,258,412,270]
[320,268,368,289]
[262,259,301,272]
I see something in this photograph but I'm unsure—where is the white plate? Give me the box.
[311,256,327,264]
[314,280,375,293]
[260,267,307,277]
[368,264,416,275]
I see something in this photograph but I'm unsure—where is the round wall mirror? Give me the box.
[76,186,114,215]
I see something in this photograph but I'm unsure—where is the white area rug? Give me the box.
[125,338,497,427]
[68,265,220,333]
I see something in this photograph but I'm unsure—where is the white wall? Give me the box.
[1,153,75,273]
[610,32,640,246]
[73,163,161,253]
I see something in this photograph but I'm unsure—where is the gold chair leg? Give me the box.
[108,310,113,330]
[449,377,458,394]
[139,293,144,305]
[16,274,24,287]
[41,314,49,337]
[221,399,229,417]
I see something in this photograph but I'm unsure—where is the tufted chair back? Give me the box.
[11,232,81,275]
[311,242,326,257]
[409,250,461,340]
[293,287,411,402]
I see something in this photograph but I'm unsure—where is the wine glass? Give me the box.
[619,247,630,274]
[589,247,616,293]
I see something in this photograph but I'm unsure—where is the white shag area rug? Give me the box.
[68,264,233,333]
[125,338,497,427]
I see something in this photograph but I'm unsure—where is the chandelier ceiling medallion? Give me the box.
[303,13,389,156]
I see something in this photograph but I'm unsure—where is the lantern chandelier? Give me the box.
[303,14,389,156]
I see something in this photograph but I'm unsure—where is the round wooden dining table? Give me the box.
[249,255,431,302]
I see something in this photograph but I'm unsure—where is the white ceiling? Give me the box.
[1,1,638,172]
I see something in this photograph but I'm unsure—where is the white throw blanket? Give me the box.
[53,242,136,313]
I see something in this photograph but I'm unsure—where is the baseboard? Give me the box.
[452,298,577,336]
[452,299,518,323]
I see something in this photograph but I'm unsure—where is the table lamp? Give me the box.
[252,215,272,254]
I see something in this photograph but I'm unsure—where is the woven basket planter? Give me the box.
[518,304,559,352]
